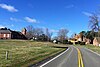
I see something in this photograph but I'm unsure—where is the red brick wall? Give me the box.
[0,33,11,39]
[93,38,99,46]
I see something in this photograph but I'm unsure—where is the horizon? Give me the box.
[0,0,100,37]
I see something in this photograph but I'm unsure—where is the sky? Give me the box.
[0,0,100,37]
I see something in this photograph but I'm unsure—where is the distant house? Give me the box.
[0,27,27,39]
[85,39,91,44]
[93,37,100,46]
[52,39,61,44]
[53,40,57,43]
[83,37,91,44]
[0,28,11,39]
[74,34,83,42]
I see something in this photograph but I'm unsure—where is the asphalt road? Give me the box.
[79,47,100,67]
[39,45,100,67]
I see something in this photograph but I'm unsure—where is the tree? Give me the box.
[88,13,99,37]
[38,34,48,41]
[79,31,87,41]
[26,25,44,40]
[85,31,94,44]
[89,13,99,31]
[71,33,76,38]
[34,28,44,37]
[52,36,58,40]
[26,25,34,39]
[80,31,86,37]
[45,28,53,41]
[57,28,69,42]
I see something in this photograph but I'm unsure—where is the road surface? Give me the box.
[39,45,100,67]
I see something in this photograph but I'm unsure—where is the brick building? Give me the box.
[93,37,100,46]
[0,28,27,39]
[0,29,11,39]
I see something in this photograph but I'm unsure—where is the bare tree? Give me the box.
[52,36,58,40]
[57,28,69,42]
[34,28,44,36]
[26,25,44,39]
[89,13,99,32]
[88,13,100,37]
[71,33,76,38]
[45,28,53,41]
[26,25,35,39]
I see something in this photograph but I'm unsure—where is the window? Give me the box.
[7,34,10,37]
[3,34,6,37]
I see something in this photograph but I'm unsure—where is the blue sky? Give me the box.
[0,0,100,37]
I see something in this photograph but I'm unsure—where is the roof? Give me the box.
[11,31,23,35]
[95,37,100,43]
[0,30,11,34]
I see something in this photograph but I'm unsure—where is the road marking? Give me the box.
[78,49,81,67]
[39,47,70,67]
[76,48,84,67]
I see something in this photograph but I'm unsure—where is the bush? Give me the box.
[77,41,81,44]
[75,42,78,44]
[62,40,68,44]
[67,41,73,45]
[80,42,85,45]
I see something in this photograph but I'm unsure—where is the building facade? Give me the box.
[0,28,27,39]
[93,37,100,46]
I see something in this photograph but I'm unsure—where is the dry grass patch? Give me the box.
[0,40,66,67]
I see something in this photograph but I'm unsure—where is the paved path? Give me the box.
[39,45,100,67]
[79,47,100,67]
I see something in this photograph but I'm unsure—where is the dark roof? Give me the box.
[95,37,100,43]
[11,31,23,35]
[0,30,11,34]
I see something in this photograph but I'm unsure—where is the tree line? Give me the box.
[73,9,100,44]
[25,25,69,42]
[25,9,100,43]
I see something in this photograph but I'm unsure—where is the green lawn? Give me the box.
[75,44,100,54]
[0,40,66,67]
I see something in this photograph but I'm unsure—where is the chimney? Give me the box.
[22,28,27,35]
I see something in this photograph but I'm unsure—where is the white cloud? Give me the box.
[65,4,74,8]
[0,25,5,28]
[10,17,20,22]
[25,17,37,23]
[82,11,92,16]
[0,3,18,12]
[50,29,58,33]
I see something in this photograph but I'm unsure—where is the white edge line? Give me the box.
[84,47,100,56]
[39,47,70,67]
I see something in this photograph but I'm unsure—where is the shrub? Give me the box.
[77,41,81,44]
[67,41,73,45]
[80,42,85,45]
[62,40,68,44]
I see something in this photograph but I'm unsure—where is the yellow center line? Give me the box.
[78,49,81,67]
[76,48,84,67]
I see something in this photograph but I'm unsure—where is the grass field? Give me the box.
[83,45,100,54]
[0,40,67,67]
[75,44,100,54]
